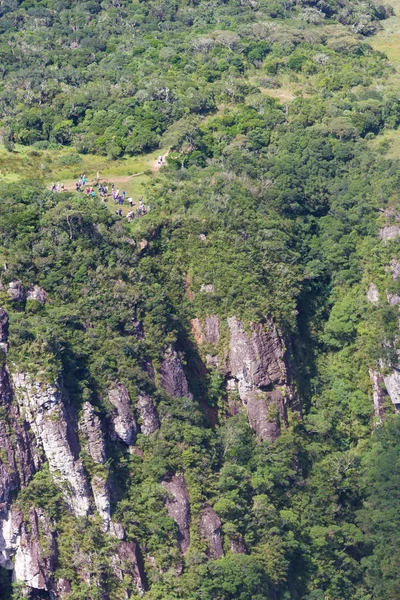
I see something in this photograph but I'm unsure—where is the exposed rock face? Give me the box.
[379,225,400,240]
[246,389,285,442]
[12,373,91,517]
[369,368,387,422]
[0,370,20,504]
[91,475,111,530]
[382,367,400,411]
[112,541,146,596]
[161,474,190,554]
[7,281,25,302]
[200,506,223,559]
[80,403,111,528]
[191,316,220,346]
[136,394,160,435]
[26,286,48,304]
[230,534,246,554]
[390,259,400,279]
[108,384,137,445]
[387,292,400,306]
[0,362,39,503]
[80,402,106,464]
[227,317,286,387]
[0,308,9,352]
[226,317,289,441]
[1,508,57,592]
[160,348,192,399]
[367,282,379,303]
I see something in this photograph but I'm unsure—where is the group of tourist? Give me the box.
[52,172,150,220]
[51,182,65,192]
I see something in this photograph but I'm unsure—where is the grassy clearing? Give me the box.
[0,144,168,207]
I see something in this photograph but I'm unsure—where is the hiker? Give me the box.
[51,183,56,192]
[118,196,123,205]
[75,182,80,192]
[104,186,108,196]
[122,190,126,199]
[127,210,133,221]
[91,190,95,198]
[61,183,64,191]
[128,197,133,207]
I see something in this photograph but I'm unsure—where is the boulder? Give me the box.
[7,281,25,302]
[161,474,190,554]
[26,286,48,304]
[108,384,137,445]
[200,506,224,559]
[367,282,379,303]
[136,394,160,435]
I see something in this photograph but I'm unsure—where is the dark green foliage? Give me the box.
[1,0,400,599]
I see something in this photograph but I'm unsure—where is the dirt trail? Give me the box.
[151,152,169,173]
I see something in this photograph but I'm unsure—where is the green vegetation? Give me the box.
[1,0,400,599]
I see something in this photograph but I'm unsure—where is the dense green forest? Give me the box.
[1,1,400,599]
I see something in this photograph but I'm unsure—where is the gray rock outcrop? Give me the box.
[161,474,191,554]
[12,373,91,517]
[111,541,146,595]
[191,316,220,346]
[226,317,289,441]
[369,368,387,422]
[160,348,192,399]
[137,394,160,435]
[79,402,110,528]
[382,366,400,411]
[7,281,25,302]
[200,506,223,559]
[0,508,57,592]
[80,402,106,465]
[26,286,48,304]
[367,282,379,303]
[379,225,400,240]
[108,384,137,445]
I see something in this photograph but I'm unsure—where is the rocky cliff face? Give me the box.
[160,348,192,399]
[136,394,160,435]
[79,402,111,530]
[0,301,298,596]
[108,384,138,445]
[12,372,91,518]
[200,506,224,559]
[192,315,293,442]
[161,474,191,554]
